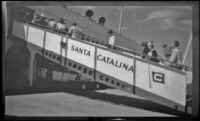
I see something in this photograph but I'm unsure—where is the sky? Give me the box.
[68,6,192,67]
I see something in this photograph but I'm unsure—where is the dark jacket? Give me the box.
[148,49,159,63]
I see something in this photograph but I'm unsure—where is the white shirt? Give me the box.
[169,47,182,64]
[56,23,66,31]
[69,26,82,34]
[109,35,115,45]
[48,20,56,28]
[148,49,154,56]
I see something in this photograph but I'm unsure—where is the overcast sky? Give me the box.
[68,6,192,66]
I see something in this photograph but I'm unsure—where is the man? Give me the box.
[141,41,150,59]
[162,44,172,61]
[147,42,159,63]
[56,18,67,32]
[69,22,82,38]
[168,40,183,69]
[108,30,115,49]
[48,17,56,30]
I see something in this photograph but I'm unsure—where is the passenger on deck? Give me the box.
[39,14,48,26]
[69,22,82,38]
[108,30,115,49]
[141,41,150,59]
[48,17,56,30]
[146,42,159,63]
[168,40,183,70]
[162,44,172,61]
[55,18,67,32]
[33,13,41,24]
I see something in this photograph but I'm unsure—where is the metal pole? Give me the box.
[183,30,192,64]
[2,1,8,38]
[118,6,123,34]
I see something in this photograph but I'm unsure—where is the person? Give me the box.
[162,44,172,61]
[55,18,66,32]
[39,14,47,26]
[69,22,82,38]
[33,13,41,24]
[108,30,115,49]
[31,13,37,24]
[48,17,56,30]
[168,40,183,69]
[146,42,159,63]
[141,41,150,59]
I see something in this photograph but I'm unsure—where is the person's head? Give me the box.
[72,22,77,26]
[50,17,54,21]
[163,44,167,49]
[147,42,154,50]
[141,41,147,47]
[59,18,65,24]
[173,40,180,47]
[163,44,172,58]
[108,30,113,35]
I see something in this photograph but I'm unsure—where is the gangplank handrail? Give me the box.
[21,19,192,72]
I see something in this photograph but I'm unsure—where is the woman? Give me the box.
[147,42,159,63]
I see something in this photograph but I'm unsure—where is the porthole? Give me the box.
[78,66,82,70]
[105,78,109,82]
[116,82,120,86]
[56,56,60,61]
[88,71,92,75]
[68,62,72,66]
[83,68,87,73]
[53,55,56,59]
[73,64,77,68]
[45,51,48,55]
[111,80,115,84]
[49,53,52,57]
[122,85,125,88]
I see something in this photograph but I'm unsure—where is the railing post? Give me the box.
[43,30,46,56]
[60,36,63,64]
[133,54,136,94]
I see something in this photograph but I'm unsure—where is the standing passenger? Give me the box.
[108,30,115,49]
[69,22,82,38]
[168,40,183,69]
[141,41,150,59]
[162,44,172,61]
[147,42,159,63]
[48,17,56,30]
[56,18,66,32]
